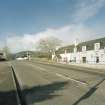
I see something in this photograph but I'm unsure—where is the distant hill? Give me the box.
[14,51,51,59]
[12,37,105,58]
[56,37,105,54]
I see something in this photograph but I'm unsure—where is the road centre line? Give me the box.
[55,73,88,85]
[28,63,88,86]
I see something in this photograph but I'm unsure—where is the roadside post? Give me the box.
[52,46,60,62]
[74,38,79,63]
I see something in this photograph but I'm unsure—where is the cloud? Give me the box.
[6,24,104,53]
[3,0,105,53]
[0,41,5,50]
[73,0,105,22]
[6,35,35,53]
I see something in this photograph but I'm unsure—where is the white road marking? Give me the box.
[55,73,88,85]
[28,63,88,86]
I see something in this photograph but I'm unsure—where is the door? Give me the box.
[96,57,99,63]
[82,57,86,63]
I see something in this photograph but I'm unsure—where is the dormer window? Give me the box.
[74,47,77,53]
[94,43,100,51]
[82,46,86,52]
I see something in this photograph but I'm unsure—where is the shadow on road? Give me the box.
[0,90,18,105]
[72,87,97,105]
[23,81,68,104]
[72,78,105,105]
[0,81,68,105]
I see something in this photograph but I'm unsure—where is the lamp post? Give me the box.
[94,43,100,63]
[74,38,79,63]
[64,49,68,63]
[52,46,60,62]
[27,51,30,60]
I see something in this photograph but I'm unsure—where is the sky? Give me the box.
[0,0,105,52]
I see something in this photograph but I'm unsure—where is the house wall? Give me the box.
[60,49,105,64]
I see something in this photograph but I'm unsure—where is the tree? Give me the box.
[2,46,11,60]
[37,36,62,53]
[36,37,62,60]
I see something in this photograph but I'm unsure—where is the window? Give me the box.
[91,54,93,58]
[94,43,100,51]
[101,54,104,58]
[82,46,86,52]
[74,47,77,53]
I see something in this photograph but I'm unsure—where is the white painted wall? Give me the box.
[60,49,105,64]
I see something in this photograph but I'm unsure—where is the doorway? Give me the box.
[96,57,99,63]
[82,57,86,63]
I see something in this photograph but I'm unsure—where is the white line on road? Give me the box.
[55,73,88,85]
[28,63,88,86]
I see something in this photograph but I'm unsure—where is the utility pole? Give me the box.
[52,46,60,62]
[27,51,30,60]
[74,38,79,63]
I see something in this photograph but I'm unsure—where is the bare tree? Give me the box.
[2,46,11,60]
[37,36,62,53]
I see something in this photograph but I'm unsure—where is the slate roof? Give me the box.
[56,37,105,54]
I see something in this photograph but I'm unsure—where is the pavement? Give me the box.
[11,60,105,105]
[68,63,105,70]
[0,62,20,105]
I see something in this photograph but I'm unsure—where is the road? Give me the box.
[11,61,105,105]
[0,62,20,105]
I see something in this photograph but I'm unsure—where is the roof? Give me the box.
[56,37,105,54]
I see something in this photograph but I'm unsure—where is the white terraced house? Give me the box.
[56,37,105,64]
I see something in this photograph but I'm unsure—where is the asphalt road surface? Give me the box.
[11,61,105,105]
[0,62,20,105]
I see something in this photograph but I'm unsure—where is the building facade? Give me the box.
[58,37,105,64]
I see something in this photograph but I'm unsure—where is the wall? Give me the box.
[60,49,105,64]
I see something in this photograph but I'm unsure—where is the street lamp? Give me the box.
[27,51,30,60]
[52,46,60,62]
[74,38,79,49]
[74,38,79,63]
